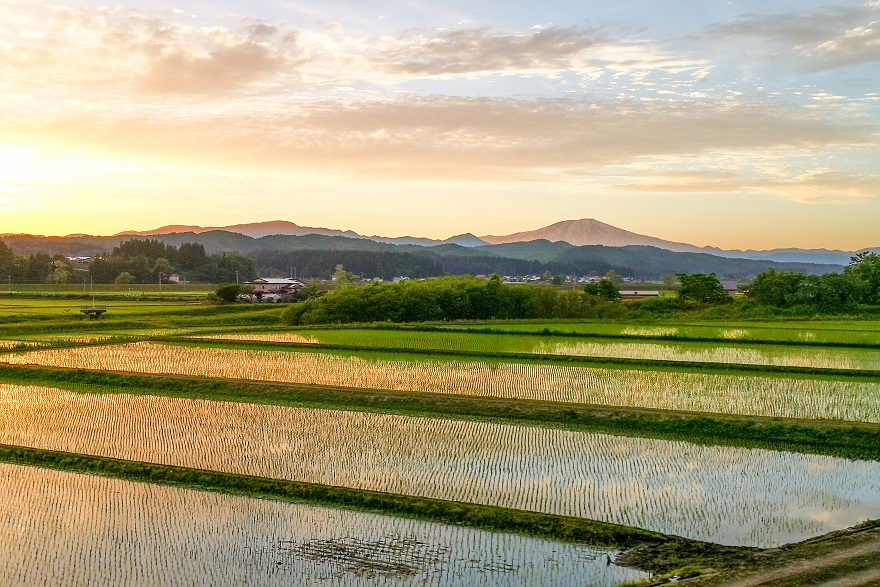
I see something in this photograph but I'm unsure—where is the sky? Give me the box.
[0,0,878,250]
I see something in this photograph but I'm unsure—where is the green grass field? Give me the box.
[424,319,880,345]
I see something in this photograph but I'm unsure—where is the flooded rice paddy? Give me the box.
[0,463,645,586]
[2,384,879,547]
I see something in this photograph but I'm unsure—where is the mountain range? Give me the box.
[111,218,875,266]
[3,218,864,280]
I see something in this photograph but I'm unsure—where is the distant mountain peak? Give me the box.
[479,218,699,251]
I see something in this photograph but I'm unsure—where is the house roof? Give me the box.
[244,278,305,286]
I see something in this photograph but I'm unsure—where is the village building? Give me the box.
[242,278,305,302]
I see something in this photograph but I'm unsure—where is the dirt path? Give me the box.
[817,567,880,587]
[717,538,880,587]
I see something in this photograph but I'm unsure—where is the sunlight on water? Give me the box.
[2,384,878,547]
[0,463,646,586]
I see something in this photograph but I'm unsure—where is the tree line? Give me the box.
[280,253,880,325]
[0,239,257,285]
[251,249,610,281]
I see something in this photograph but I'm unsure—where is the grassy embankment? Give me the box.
[1,363,878,462]
[1,445,876,582]
[0,443,664,548]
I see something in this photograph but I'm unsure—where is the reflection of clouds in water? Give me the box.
[0,463,646,587]
[6,343,880,421]
[533,340,868,370]
[2,384,879,547]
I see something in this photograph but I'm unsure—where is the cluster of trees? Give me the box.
[87,240,256,284]
[0,241,78,284]
[0,238,260,285]
[251,249,601,281]
[744,253,880,312]
[282,275,620,324]
[279,255,880,324]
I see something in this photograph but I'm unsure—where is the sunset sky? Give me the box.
[1,0,878,250]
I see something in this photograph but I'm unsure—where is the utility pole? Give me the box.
[159,272,163,294]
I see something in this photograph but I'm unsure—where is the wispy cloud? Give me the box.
[614,169,880,202]
[6,94,871,184]
[371,25,709,78]
[709,3,880,71]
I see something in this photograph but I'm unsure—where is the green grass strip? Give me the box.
[0,443,667,549]
[2,364,879,462]
[295,323,880,349]
[167,336,880,382]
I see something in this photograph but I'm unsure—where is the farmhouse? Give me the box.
[242,278,305,301]
[721,280,738,297]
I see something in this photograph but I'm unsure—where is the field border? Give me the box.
[166,336,880,381]
[0,443,668,549]
[2,364,879,461]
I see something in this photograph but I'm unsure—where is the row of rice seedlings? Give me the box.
[198,330,880,370]
[620,327,679,337]
[205,333,321,344]
[3,384,879,547]
[5,342,879,422]
[0,340,42,350]
[529,341,880,371]
[436,322,880,345]
[0,463,643,586]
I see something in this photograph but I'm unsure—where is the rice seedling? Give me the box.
[620,327,678,337]
[528,341,880,371]
[206,333,320,344]
[0,463,645,586]
[5,342,879,422]
[720,329,749,339]
[198,330,880,370]
[2,384,878,547]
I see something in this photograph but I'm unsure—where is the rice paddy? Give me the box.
[432,320,880,345]
[2,294,879,583]
[1,463,645,586]
[5,342,879,422]
[2,383,879,547]
[198,329,880,370]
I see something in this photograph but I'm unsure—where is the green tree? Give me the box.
[583,279,620,300]
[214,283,244,303]
[676,273,729,304]
[744,269,805,307]
[114,272,136,285]
[333,264,354,285]
[152,258,173,278]
[844,252,880,305]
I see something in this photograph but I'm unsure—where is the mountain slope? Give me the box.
[479,218,701,251]
[116,221,488,248]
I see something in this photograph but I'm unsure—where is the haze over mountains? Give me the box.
[4,217,864,280]
[113,218,875,266]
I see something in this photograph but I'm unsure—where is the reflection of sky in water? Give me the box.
[0,464,646,587]
[1,384,879,547]
[532,341,880,370]
[275,329,880,370]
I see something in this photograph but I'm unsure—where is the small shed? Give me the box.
[721,280,738,297]
[80,305,107,319]
[619,290,660,301]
